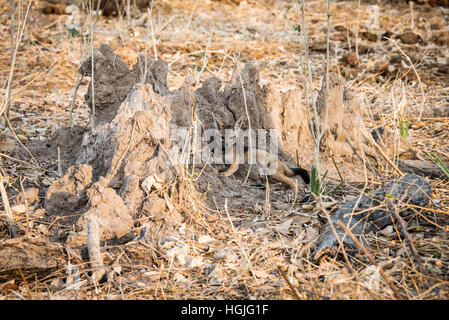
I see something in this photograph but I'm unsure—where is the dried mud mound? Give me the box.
[33,44,375,249]
[79,43,170,126]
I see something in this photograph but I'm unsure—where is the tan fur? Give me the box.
[221,146,299,190]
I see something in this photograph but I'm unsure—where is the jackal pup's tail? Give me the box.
[286,167,310,184]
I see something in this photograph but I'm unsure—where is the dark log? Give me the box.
[313,174,432,261]
[398,159,445,179]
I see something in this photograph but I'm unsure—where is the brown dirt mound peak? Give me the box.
[79,44,170,126]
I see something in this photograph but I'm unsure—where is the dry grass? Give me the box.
[0,0,448,300]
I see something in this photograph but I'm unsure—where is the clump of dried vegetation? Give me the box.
[0,0,448,300]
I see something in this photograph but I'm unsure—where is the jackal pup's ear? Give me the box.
[212,114,224,131]
[233,115,246,133]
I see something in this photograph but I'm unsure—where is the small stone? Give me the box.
[141,195,166,219]
[14,188,39,206]
[399,29,421,44]
[361,31,378,42]
[342,52,359,67]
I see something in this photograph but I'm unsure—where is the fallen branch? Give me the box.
[313,174,431,261]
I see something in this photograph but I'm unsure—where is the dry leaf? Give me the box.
[173,272,190,284]
[252,270,269,279]
[1,279,18,294]
[198,235,217,244]
[11,204,27,214]
[274,218,293,234]
[141,174,164,194]
[301,204,314,210]
[187,256,204,269]
[285,213,312,225]
[164,192,174,212]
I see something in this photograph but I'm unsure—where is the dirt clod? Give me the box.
[66,178,134,247]
[399,29,422,45]
[342,52,359,67]
[14,188,39,206]
[45,164,92,216]
[0,238,66,281]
